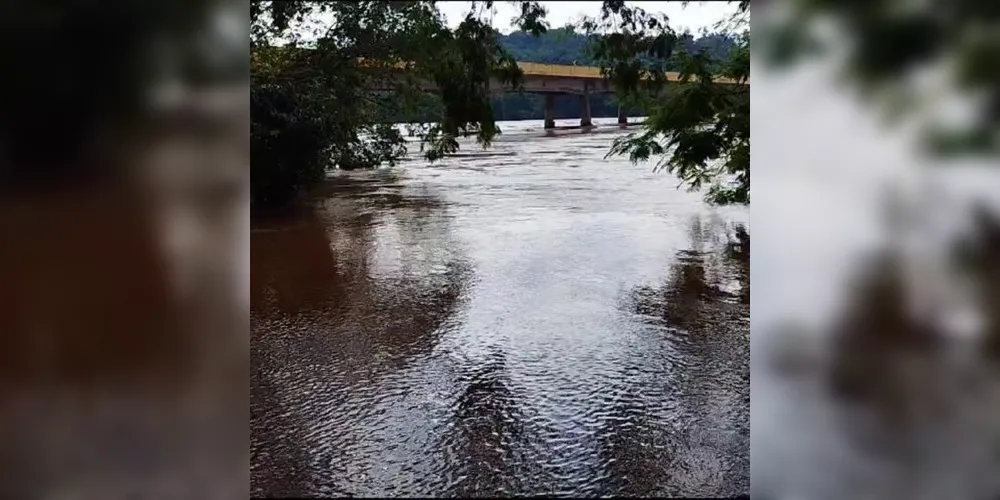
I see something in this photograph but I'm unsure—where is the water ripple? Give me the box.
[252,117,748,497]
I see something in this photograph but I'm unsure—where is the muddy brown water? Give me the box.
[251,117,750,497]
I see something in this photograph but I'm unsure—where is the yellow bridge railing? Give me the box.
[516,61,746,86]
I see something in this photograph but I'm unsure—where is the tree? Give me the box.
[583,1,750,205]
[250,0,547,210]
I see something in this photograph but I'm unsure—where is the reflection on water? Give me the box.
[251,117,749,497]
[616,219,750,497]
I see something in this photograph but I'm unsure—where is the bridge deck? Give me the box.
[361,57,744,85]
[516,61,742,85]
[518,62,605,79]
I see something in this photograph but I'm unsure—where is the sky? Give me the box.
[435,1,740,34]
[272,1,741,45]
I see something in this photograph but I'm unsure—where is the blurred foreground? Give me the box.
[0,1,247,497]
[752,1,1000,499]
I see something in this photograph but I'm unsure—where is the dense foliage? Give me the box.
[583,1,750,205]
[250,0,545,209]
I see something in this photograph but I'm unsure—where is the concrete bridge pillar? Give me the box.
[580,82,592,128]
[544,94,556,129]
[618,105,628,126]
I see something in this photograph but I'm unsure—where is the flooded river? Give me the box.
[251,117,750,497]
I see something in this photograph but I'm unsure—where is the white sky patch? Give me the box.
[274,1,743,44]
[436,1,740,34]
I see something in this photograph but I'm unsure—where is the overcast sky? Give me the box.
[276,2,741,45]
[436,1,740,34]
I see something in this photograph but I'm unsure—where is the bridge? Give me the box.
[486,61,746,129]
[373,58,747,129]
[254,49,748,129]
